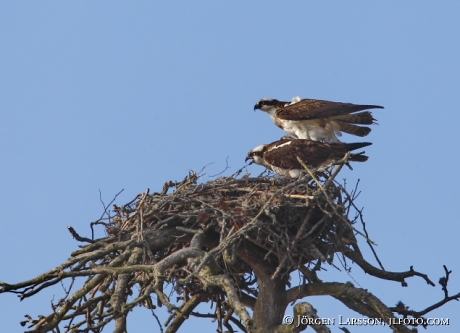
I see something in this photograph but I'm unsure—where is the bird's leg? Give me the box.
[280,135,296,140]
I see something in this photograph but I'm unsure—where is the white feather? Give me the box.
[268,140,292,151]
[251,144,266,153]
[271,166,303,178]
[281,120,340,142]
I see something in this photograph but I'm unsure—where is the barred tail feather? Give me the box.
[349,151,369,163]
[337,122,372,137]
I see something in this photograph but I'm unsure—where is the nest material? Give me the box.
[109,172,355,277]
[9,169,368,333]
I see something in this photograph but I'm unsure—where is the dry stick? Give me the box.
[164,294,206,333]
[344,250,435,287]
[356,203,384,270]
[202,274,253,329]
[391,291,460,318]
[216,296,223,333]
[66,309,116,333]
[191,176,311,279]
[67,226,95,243]
[219,188,314,200]
[296,156,376,246]
[137,198,157,264]
[286,193,315,200]
[121,189,150,232]
[271,210,314,280]
[91,189,125,240]
[322,152,350,190]
[190,312,247,333]
[190,199,273,279]
[33,274,110,332]
[338,181,383,269]
[0,240,135,297]
[150,308,164,333]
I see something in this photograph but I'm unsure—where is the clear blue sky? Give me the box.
[1,2,459,332]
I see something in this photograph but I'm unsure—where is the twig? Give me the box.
[67,226,95,244]
[297,156,376,245]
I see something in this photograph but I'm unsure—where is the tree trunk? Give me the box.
[252,267,288,332]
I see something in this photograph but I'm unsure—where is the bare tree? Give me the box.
[1,162,458,333]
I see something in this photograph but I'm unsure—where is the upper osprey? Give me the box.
[254,97,384,142]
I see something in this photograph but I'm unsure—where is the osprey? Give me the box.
[245,139,372,178]
[254,97,383,142]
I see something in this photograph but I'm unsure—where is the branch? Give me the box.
[345,249,435,287]
[165,294,207,333]
[203,274,253,330]
[67,226,96,243]
[285,282,413,333]
[390,265,460,318]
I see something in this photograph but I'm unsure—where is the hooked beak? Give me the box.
[245,156,254,165]
[253,104,259,111]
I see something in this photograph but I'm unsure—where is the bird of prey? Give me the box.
[245,139,372,178]
[253,97,383,142]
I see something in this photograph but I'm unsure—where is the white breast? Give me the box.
[285,120,341,142]
[271,166,303,178]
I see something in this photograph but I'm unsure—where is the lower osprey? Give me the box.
[254,96,383,142]
[246,139,372,178]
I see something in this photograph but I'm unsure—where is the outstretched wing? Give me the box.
[275,99,383,121]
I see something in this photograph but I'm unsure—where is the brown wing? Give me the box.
[275,99,383,121]
[264,140,341,169]
[264,140,372,169]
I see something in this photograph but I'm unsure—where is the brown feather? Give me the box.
[273,117,285,130]
[334,122,372,137]
[348,152,369,163]
[263,139,371,169]
[275,99,383,121]
[331,111,376,125]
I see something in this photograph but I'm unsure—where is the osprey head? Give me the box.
[254,98,279,112]
[245,144,267,165]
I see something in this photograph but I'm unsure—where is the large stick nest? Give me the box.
[7,167,451,333]
[108,171,357,277]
